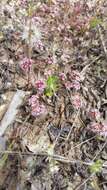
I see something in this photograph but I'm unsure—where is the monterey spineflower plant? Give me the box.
[29,95,39,107]
[65,81,73,90]
[31,104,46,117]
[44,69,54,78]
[71,70,81,82]
[20,57,33,72]
[62,70,81,91]
[88,108,100,121]
[29,95,46,117]
[70,1,90,32]
[20,0,27,6]
[72,81,80,90]
[70,70,81,90]
[59,73,66,81]
[46,56,53,65]
[35,79,45,93]
[34,40,44,51]
[89,122,107,137]
[72,94,82,109]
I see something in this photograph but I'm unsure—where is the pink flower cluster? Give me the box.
[29,95,46,117]
[61,70,81,91]
[44,69,53,78]
[70,1,90,31]
[59,73,66,81]
[20,57,33,72]
[20,0,27,6]
[72,94,82,109]
[87,108,107,137]
[88,108,100,121]
[65,81,73,90]
[46,56,53,65]
[73,1,84,15]
[71,18,89,32]
[35,80,45,93]
[35,40,44,51]
[70,70,81,90]
[71,70,81,81]
[72,81,81,90]
[89,122,107,137]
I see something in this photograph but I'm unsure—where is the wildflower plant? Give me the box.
[35,79,46,94]
[72,94,82,109]
[89,160,103,174]
[89,17,102,28]
[20,57,33,72]
[62,70,81,91]
[88,109,100,121]
[89,122,107,137]
[29,95,46,117]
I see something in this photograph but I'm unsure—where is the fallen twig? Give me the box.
[0,90,26,136]
[98,25,107,59]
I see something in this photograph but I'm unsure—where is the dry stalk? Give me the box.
[98,25,107,59]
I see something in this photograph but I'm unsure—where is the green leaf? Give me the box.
[45,88,54,97]
[90,17,102,28]
[89,160,103,174]
[45,75,59,97]
[47,76,58,90]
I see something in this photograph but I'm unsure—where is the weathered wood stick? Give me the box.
[0,90,26,136]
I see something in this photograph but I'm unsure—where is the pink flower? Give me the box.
[65,81,80,91]
[35,40,44,51]
[20,0,27,6]
[72,95,82,109]
[35,80,45,93]
[20,58,33,72]
[40,3,49,13]
[59,73,66,81]
[71,70,81,81]
[29,95,46,117]
[65,81,73,90]
[73,2,83,15]
[44,69,53,78]
[90,122,103,132]
[88,109,100,121]
[100,124,107,137]
[89,122,107,137]
[33,17,42,25]
[29,95,39,107]
[72,81,80,90]
[31,104,46,117]
[46,56,53,65]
